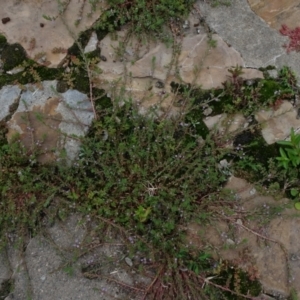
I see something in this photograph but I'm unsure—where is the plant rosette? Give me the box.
[276,128,300,170]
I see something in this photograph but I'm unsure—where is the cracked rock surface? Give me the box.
[197,0,297,71]
[1,0,300,299]
[0,80,94,163]
[0,0,107,67]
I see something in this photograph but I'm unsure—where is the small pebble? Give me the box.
[290,254,299,261]
[155,81,164,89]
[100,55,107,62]
[236,219,243,225]
[125,257,133,267]
[2,17,11,24]
[226,238,235,245]
[182,20,190,29]
[203,106,212,116]
[296,107,300,119]
[245,79,256,86]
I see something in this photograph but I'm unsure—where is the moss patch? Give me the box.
[0,279,14,300]
[210,261,262,299]
[1,43,27,72]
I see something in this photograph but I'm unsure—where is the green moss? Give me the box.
[0,74,18,89]
[56,80,69,93]
[183,108,210,139]
[19,65,64,85]
[0,58,64,89]
[0,278,14,300]
[84,49,100,60]
[34,66,64,80]
[258,78,292,102]
[94,89,111,108]
[71,67,90,94]
[234,131,279,164]
[194,88,227,115]
[1,43,27,72]
[210,261,262,299]
[258,65,276,79]
[68,29,95,57]
[0,34,7,50]
[0,121,8,148]
[230,129,281,183]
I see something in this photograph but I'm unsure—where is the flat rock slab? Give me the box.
[185,176,300,298]
[248,0,300,30]
[98,28,263,90]
[0,214,148,300]
[255,100,300,144]
[97,20,262,115]
[196,0,300,77]
[0,85,21,121]
[0,0,107,67]
[224,176,300,298]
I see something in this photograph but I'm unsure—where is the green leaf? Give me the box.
[294,133,300,145]
[198,252,211,261]
[135,206,151,223]
[277,140,293,147]
[283,162,289,169]
[279,147,288,159]
[291,159,300,167]
[43,14,55,21]
[291,189,299,197]
[295,202,300,210]
[290,128,299,143]
[276,158,289,169]
[286,148,298,156]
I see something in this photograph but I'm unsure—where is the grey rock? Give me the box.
[84,31,98,54]
[0,85,21,121]
[2,214,149,300]
[196,0,287,68]
[6,80,94,162]
[125,257,133,267]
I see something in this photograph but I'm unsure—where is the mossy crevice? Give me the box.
[0,278,14,300]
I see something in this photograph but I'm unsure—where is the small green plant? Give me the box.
[70,97,229,253]
[95,0,196,43]
[207,0,232,7]
[276,128,300,209]
[0,134,61,248]
[276,128,300,170]
[135,205,152,223]
[207,36,218,48]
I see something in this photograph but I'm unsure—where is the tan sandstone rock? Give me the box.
[248,0,300,30]
[96,28,263,114]
[255,100,300,144]
[0,0,107,67]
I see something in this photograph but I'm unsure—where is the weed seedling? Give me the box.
[277,128,300,169]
